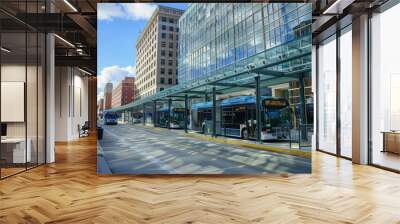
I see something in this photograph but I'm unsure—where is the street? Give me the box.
[98,124,311,174]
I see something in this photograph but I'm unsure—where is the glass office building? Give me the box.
[178,3,312,84]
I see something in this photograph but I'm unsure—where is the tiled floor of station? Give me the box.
[98,124,311,174]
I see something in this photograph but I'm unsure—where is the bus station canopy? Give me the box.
[106,34,311,113]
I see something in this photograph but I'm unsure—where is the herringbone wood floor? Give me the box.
[1,135,400,224]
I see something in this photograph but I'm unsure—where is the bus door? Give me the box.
[221,108,233,136]
[246,106,257,139]
[232,106,246,138]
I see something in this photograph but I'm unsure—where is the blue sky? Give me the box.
[97,3,189,99]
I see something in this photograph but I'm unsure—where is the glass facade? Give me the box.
[0,1,47,179]
[178,3,312,84]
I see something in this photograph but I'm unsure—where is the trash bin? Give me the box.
[97,126,103,140]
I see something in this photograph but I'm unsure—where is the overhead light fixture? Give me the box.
[63,0,78,12]
[1,47,11,53]
[78,67,92,76]
[322,0,354,15]
[54,34,75,48]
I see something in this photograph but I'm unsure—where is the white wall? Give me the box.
[54,67,89,141]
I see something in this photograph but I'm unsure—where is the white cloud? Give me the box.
[97,65,135,99]
[98,3,157,21]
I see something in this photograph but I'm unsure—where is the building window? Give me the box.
[161,33,166,39]
[168,51,173,57]
[176,79,178,84]
[161,50,165,56]
[161,41,166,47]
[317,35,337,155]
[161,59,165,65]
[161,17,166,22]
[168,78,172,84]
[161,68,165,74]
[169,26,174,31]
[162,25,166,30]
[160,77,165,84]
[176,27,179,32]
[169,33,173,40]
[169,42,173,48]
[160,87,164,91]
[168,60,173,66]
[168,69,172,75]
[169,18,174,23]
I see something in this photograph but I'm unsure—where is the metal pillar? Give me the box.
[212,87,217,137]
[299,73,307,142]
[255,75,261,143]
[142,104,146,125]
[153,101,156,127]
[168,98,172,129]
[184,94,188,133]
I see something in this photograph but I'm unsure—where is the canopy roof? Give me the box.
[106,34,311,113]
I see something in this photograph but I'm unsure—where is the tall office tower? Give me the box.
[98,98,104,114]
[178,3,312,84]
[135,6,184,100]
[111,77,135,108]
[104,82,113,109]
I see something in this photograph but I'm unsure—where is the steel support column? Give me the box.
[142,103,146,125]
[168,98,172,129]
[212,87,217,137]
[255,75,261,143]
[153,101,156,127]
[184,94,188,133]
[299,73,307,142]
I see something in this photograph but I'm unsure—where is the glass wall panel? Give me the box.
[371,4,400,171]
[27,30,38,168]
[339,27,352,158]
[1,30,28,177]
[317,35,337,154]
[0,1,46,179]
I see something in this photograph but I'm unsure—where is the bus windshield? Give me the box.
[172,110,185,121]
[263,99,291,128]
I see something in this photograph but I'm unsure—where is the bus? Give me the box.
[104,111,119,125]
[156,107,188,129]
[192,96,292,140]
[191,101,212,133]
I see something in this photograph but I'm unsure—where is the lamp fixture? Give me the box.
[322,0,354,15]
[78,67,92,76]
[1,47,11,53]
[63,0,78,12]
[54,34,75,48]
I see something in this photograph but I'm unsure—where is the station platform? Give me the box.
[98,124,311,174]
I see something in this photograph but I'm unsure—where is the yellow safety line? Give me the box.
[135,125,311,158]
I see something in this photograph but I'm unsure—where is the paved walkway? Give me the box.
[98,124,311,174]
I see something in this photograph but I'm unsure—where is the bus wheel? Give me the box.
[242,129,249,140]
